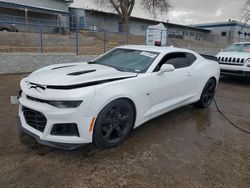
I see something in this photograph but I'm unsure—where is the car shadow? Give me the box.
[19,130,105,156]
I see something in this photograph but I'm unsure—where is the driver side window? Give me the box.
[154,52,196,72]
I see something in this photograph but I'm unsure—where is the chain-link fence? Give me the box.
[0,21,131,55]
[1,19,248,56]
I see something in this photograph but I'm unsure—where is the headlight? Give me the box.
[245,58,250,67]
[18,90,22,99]
[48,100,82,108]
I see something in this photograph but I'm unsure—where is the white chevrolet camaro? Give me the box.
[18,45,220,150]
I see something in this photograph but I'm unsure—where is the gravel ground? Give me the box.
[0,74,249,188]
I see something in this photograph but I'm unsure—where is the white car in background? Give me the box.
[18,45,220,150]
[217,42,250,77]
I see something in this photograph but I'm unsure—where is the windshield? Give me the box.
[224,43,250,53]
[94,48,159,73]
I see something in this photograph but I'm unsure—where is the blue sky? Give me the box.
[71,0,246,25]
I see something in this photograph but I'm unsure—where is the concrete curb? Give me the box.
[0,53,97,74]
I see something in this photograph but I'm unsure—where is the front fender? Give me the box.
[87,75,152,127]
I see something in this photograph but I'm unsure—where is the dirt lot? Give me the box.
[0,74,249,188]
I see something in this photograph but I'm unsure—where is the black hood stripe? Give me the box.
[67,70,96,76]
[52,65,77,70]
[46,75,137,90]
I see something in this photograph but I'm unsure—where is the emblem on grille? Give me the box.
[26,82,46,93]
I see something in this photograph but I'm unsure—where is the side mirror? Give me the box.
[157,64,175,74]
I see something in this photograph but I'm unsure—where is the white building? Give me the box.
[194,21,250,44]
[0,0,72,32]
[70,7,210,40]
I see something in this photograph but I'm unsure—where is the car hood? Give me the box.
[26,62,137,87]
[216,51,250,59]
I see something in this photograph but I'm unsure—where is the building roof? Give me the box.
[0,1,70,14]
[71,7,210,32]
[193,21,250,29]
[130,15,210,32]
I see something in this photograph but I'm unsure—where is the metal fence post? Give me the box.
[126,26,129,44]
[40,25,43,53]
[76,26,79,55]
[104,30,106,53]
[160,30,163,46]
[166,29,168,46]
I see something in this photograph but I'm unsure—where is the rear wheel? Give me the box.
[93,99,134,148]
[1,29,9,32]
[195,79,216,108]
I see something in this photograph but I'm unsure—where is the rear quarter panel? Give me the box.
[194,56,220,99]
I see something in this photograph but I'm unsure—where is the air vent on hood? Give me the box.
[52,65,77,70]
[67,70,96,76]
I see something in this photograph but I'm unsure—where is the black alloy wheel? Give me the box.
[195,79,216,108]
[93,99,134,148]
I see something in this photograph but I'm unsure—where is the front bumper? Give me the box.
[17,117,86,150]
[18,93,95,150]
[220,69,250,77]
[219,64,250,77]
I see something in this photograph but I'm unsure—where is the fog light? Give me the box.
[51,123,79,137]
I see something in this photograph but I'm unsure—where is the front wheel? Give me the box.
[93,99,134,148]
[195,79,216,108]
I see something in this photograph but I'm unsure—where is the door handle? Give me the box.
[187,71,193,76]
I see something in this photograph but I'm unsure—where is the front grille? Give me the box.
[218,56,245,66]
[22,106,47,132]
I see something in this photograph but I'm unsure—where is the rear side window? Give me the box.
[166,53,189,69]
[186,53,197,65]
[154,52,197,71]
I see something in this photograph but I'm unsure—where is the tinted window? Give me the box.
[166,53,189,69]
[186,53,197,65]
[154,52,196,71]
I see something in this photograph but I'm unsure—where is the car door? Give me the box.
[149,52,197,118]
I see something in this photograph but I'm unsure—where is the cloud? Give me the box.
[166,0,246,24]
[169,10,194,18]
[215,8,223,17]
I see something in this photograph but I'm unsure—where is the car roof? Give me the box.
[116,45,196,54]
[233,42,250,45]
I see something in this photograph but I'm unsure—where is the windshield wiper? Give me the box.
[112,67,138,73]
[115,67,131,72]
[87,61,96,64]
[88,62,136,73]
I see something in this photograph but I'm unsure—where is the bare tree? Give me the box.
[142,0,171,17]
[242,0,250,24]
[95,0,171,31]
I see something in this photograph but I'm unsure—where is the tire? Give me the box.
[195,78,216,108]
[1,29,9,32]
[93,99,134,148]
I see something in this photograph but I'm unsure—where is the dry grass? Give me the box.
[0,31,224,55]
